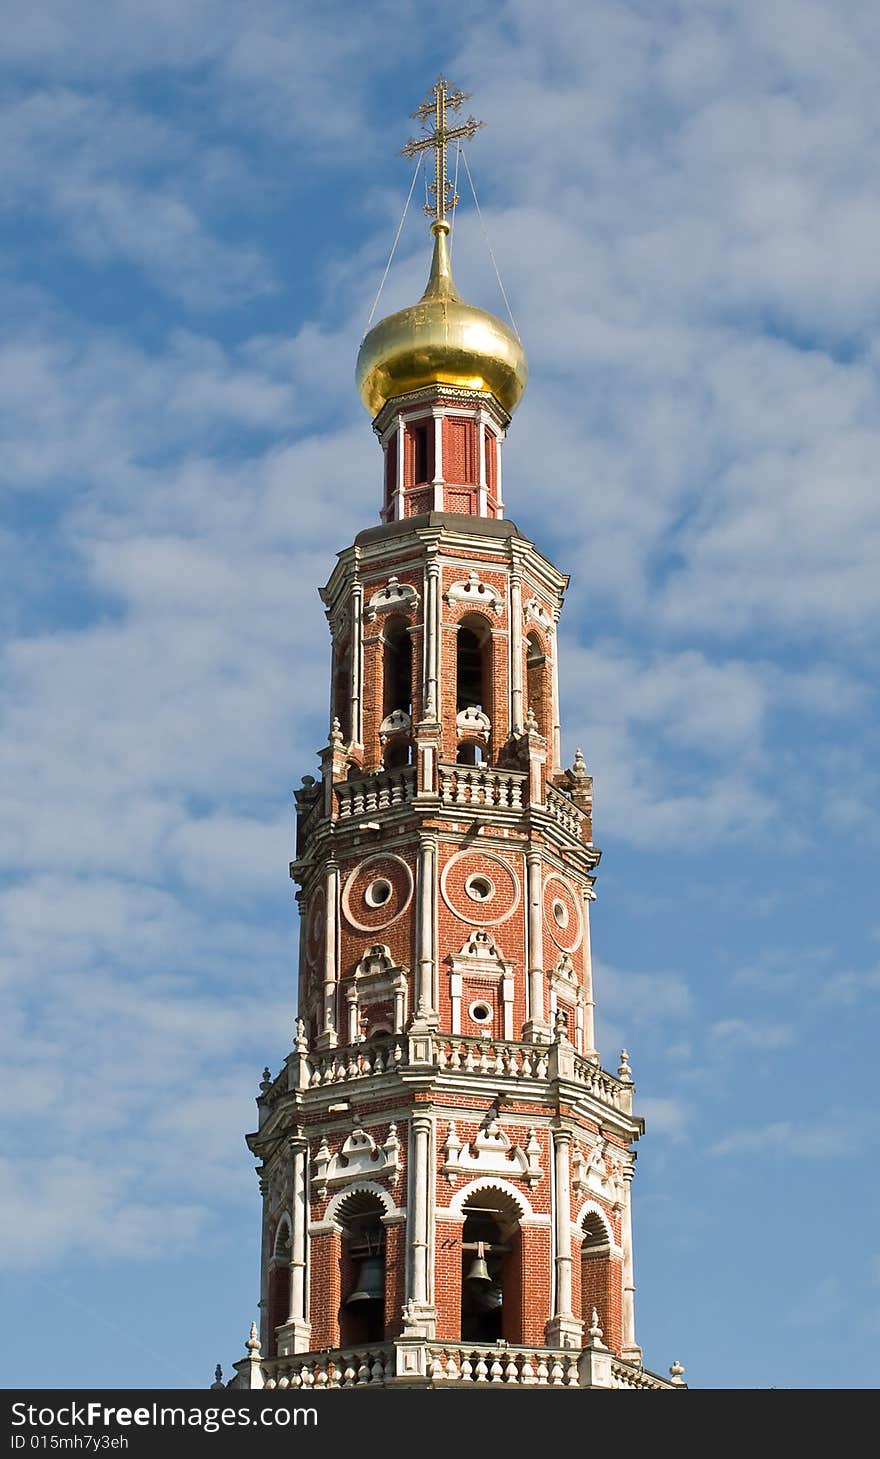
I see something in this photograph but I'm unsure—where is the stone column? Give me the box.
[546,1127,583,1348]
[404,1112,436,1337]
[432,411,444,510]
[422,557,441,724]
[477,415,488,516]
[395,414,405,521]
[350,578,363,747]
[582,885,597,1058]
[621,1165,642,1363]
[281,1136,311,1354]
[413,834,438,1028]
[509,570,524,734]
[550,614,562,773]
[316,859,339,1049]
[523,849,549,1041]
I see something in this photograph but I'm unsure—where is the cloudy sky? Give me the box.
[2,0,878,1391]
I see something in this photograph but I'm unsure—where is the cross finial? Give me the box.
[400,75,484,227]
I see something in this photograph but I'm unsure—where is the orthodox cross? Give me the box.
[400,75,484,224]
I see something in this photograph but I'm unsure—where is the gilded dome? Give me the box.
[356,221,528,419]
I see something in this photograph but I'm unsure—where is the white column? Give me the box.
[509,570,524,735]
[550,618,561,773]
[477,416,488,516]
[423,558,440,722]
[621,1166,641,1362]
[350,580,363,747]
[414,834,438,1027]
[395,414,405,521]
[524,849,548,1040]
[495,428,504,515]
[546,1129,583,1348]
[582,886,597,1057]
[286,1136,311,1351]
[406,1112,435,1333]
[318,860,339,1048]
[432,411,444,510]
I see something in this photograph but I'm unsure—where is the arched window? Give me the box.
[526,631,546,737]
[460,1190,523,1344]
[338,1191,387,1347]
[266,1220,291,1356]
[456,622,485,712]
[580,1211,612,1347]
[333,638,352,742]
[383,619,412,719]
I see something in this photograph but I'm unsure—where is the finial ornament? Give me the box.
[572,747,588,777]
[211,1363,224,1389]
[400,75,484,227]
[259,1066,272,1094]
[669,1359,686,1385]
[618,1048,633,1083]
[245,1321,261,1355]
[588,1307,604,1344]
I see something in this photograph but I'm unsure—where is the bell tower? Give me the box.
[234,77,685,1393]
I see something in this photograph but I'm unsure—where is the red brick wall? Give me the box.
[444,417,477,483]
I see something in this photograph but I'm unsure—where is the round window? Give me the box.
[468,1001,493,1025]
[365,878,393,908]
[552,898,569,928]
[465,873,495,903]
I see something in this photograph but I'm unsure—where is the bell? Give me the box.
[465,1241,492,1284]
[345,1254,385,1305]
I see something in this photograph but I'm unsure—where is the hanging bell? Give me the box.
[465,1240,492,1284]
[345,1254,385,1305]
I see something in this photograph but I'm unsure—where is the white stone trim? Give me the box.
[574,1198,614,1246]
[321,1181,400,1230]
[447,1175,537,1225]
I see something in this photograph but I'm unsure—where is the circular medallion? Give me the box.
[440,850,521,927]
[544,873,583,953]
[341,853,414,933]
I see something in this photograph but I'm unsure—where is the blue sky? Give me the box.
[2,0,878,1391]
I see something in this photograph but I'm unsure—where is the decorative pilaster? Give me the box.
[316,859,339,1049]
[432,411,444,509]
[395,414,405,520]
[509,570,524,734]
[546,1127,583,1349]
[523,849,550,1042]
[620,1163,642,1364]
[404,1112,436,1337]
[582,883,597,1058]
[276,1135,311,1355]
[350,577,363,747]
[550,609,561,772]
[413,834,439,1029]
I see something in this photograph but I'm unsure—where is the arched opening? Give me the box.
[266,1220,291,1356]
[455,742,485,766]
[460,1189,523,1344]
[526,631,547,737]
[333,638,352,743]
[338,1191,387,1347]
[456,622,486,713]
[580,1211,612,1345]
[383,618,412,719]
[383,737,413,769]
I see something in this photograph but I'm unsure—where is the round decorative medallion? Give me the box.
[544,874,583,953]
[341,854,414,933]
[440,850,521,927]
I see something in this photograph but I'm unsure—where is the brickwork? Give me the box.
[255,380,652,1382]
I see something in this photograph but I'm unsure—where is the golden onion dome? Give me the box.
[356,220,527,418]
